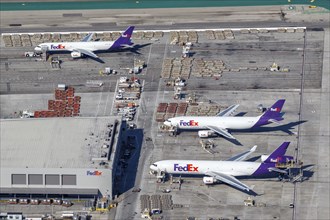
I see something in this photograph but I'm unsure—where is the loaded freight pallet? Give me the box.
[34,85,81,118]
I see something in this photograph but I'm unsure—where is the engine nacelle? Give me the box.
[198,130,216,138]
[261,154,294,163]
[71,51,82,58]
[203,177,218,185]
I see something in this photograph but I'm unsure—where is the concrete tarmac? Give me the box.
[0,5,329,220]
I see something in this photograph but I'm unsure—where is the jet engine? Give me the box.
[261,155,294,163]
[71,51,82,58]
[203,177,218,184]
[198,130,216,138]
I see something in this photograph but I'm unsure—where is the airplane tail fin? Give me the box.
[253,99,285,127]
[113,26,135,46]
[262,99,285,119]
[262,142,292,163]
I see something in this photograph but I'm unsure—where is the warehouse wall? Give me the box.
[0,168,112,197]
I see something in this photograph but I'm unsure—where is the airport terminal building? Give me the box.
[0,117,124,199]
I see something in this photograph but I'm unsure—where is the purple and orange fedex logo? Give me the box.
[174,164,199,172]
[87,170,102,176]
[51,44,66,50]
[270,107,280,112]
[179,120,199,126]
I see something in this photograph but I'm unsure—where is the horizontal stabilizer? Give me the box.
[268,167,288,174]
[268,118,282,125]
[120,44,134,48]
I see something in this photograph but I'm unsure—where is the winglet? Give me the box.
[217,104,239,117]
[250,145,257,152]
[227,145,257,161]
[81,33,94,42]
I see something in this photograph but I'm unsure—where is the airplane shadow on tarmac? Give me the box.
[175,120,307,146]
[237,120,308,136]
[228,120,308,146]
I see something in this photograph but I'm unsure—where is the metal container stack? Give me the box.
[161,194,173,210]
[140,195,151,212]
[150,194,162,212]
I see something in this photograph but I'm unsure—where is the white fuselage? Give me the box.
[38,41,115,52]
[152,160,261,177]
[168,116,261,130]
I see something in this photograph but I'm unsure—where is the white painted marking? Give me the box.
[103,82,112,116]
[145,43,153,78]
[110,80,119,116]
[95,86,104,117]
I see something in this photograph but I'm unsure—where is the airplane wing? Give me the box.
[81,33,94,42]
[227,145,257,161]
[216,104,239,117]
[206,125,236,140]
[73,48,99,59]
[268,167,288,174]
[206,171,252,191]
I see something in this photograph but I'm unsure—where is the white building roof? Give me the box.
[0,117,121,169]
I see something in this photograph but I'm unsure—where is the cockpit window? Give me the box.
[152,163,157,167]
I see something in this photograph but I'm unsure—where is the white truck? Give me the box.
[24,51,40,57]
[116,92,140,100]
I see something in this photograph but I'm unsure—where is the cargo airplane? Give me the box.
[150,142,293,192]
[34,26,135,60]
[164,99,285,140]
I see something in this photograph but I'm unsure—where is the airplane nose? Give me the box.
[164,121,171,127]
[34,47,41,52]
[150,164,157,171]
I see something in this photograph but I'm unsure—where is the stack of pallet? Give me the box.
[34,87,81,118]
[140,195,151,212]
[164,103,177,121]
[176,103,188,117]
[156,102,190,122]
[155,103,168,122]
